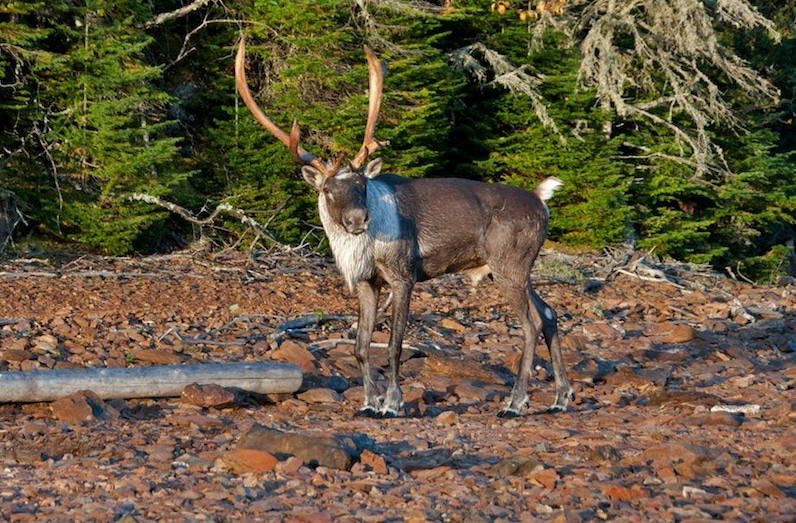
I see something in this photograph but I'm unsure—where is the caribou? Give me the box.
[235,38,574,417]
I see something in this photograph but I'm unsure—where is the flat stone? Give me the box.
[421,352,503,383]
[645,389,721,408]
[181,383,237,409]
[224,447,279,473]
[601,485,651,501]
[569,357,616,384]
[130,348,183,365]
[641,442,722,466]
[271,340,316,372]
[582,322,624,340]
[699,411,743,427]
[491,456,543,477]
[435,410,459,425]
[359,449,388,474]
[237,424,356,470]
[51,390,119,424]
[603,366,669,388]
[1,349,33,362]
[645,322,696,344]
[440,318,467,332]
[297,387,344,405]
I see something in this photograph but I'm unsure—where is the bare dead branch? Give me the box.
[570,0,780,177]
[128,192,293,252]
[145,0,215,28]
[450,43,565,143]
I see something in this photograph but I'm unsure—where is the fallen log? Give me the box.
[0,362,302,403]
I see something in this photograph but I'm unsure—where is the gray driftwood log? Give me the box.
[0,362,302,403]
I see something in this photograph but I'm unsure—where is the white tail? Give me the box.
[535,176,564,202]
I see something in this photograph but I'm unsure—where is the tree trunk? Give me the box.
[0,190,21,249]
[0,362,303,403]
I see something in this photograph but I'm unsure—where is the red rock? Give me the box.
[440,318,467,332]
[277,397,310,415]
[700,411,742,427]
[403,385,426,404]
[641,442,721,466]
[435,410,459,425]
[166,414,225,429]
[271,339,316,372]
[181,382,237,409]
[291,510,333,523]
[452,380,496,402]
[51,390,119,424]
[770,473,796,488]
[224,447,278,473]
[530,468,559,489]
[130,348,183,365]
[582,322,623,340]
[751,479,788,498]
[237,424,355,470]
[646,389,721,407]
[297,387,344,404]
[33,334,59,353]
[359,449,388,474]
[421,352,503,383]
[1,349,33,362]
[561,334,590,352]
[645,322,696,343]
[656,466,678,484]
[601,485,650,502]
[277,455,305,475]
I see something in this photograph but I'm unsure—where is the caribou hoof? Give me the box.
[377,408,399,419]
[498,408,521,419]
[356,406,381,418]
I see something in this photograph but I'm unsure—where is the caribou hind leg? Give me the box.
[529,286,575,411]
[494,274,543,417]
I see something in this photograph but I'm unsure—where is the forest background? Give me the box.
[1,0,794,283]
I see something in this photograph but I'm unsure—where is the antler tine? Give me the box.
[350,46,389,169]
[235,37,331,175]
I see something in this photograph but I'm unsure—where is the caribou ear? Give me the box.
[363,158,383,179]
[302,165,326,191]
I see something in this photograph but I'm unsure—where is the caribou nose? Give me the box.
[343,208,370,235]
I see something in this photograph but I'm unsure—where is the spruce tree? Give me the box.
[2,0,190,254]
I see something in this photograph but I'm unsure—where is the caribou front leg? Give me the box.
[354,279,381,416]
[380,280,413,417]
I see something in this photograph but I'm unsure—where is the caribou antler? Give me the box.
[350,46,388,169]
[235,37,332,175]
[235,37,387,176]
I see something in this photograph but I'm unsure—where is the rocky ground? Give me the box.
[0,250,794,522]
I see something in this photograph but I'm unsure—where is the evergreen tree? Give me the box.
[2,0,191,254]
[443,4,632,247]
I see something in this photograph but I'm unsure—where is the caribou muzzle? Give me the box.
[342,206,370,235]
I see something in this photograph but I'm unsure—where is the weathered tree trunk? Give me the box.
[0,362,303,403]
[0,190,20,249]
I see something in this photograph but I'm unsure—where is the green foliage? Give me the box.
[461,16,633,248]
[2,0,192,254]
[1,0,794,283]
[201,109,315,245]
